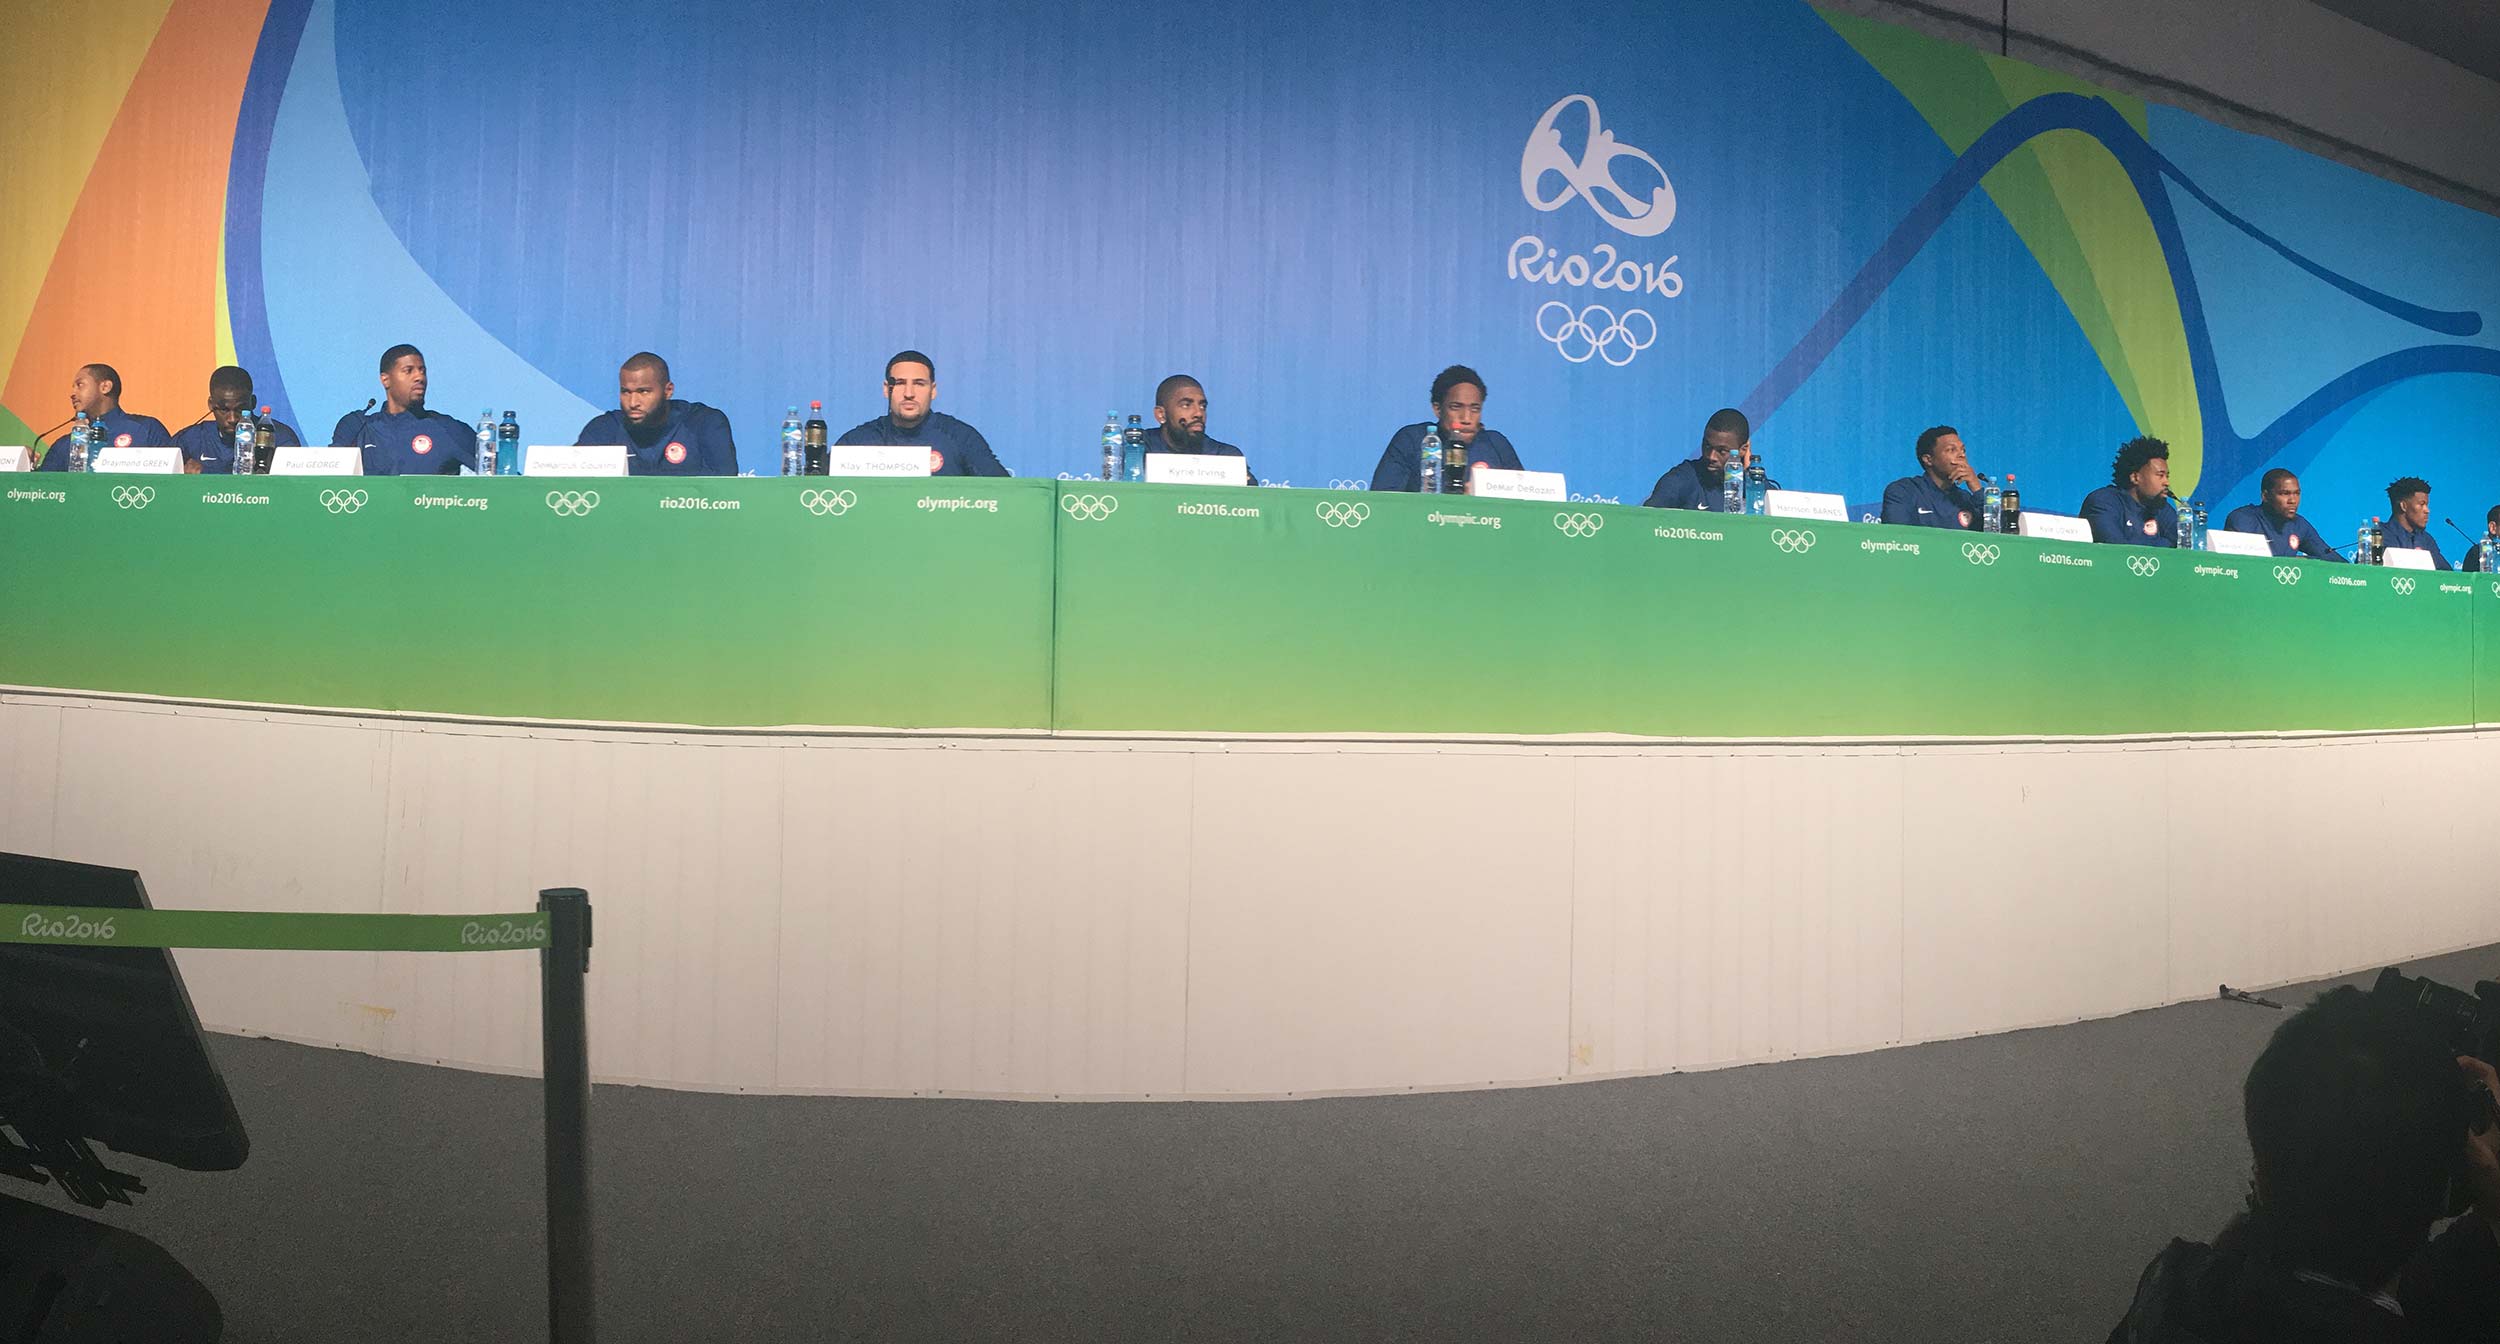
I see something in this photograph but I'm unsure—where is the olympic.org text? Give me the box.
[660,496,739,511]
[2192,564,2239,580]
[1177,502,1259,519]
[414,495,490,511]
[1652,524,1725,542]
[917,496,1000,514]
[6,488,66,504]
[2443,583,2474,595]
[1428,511,1501,530]
[200,491,271,506]
[1859,539,1920,557]
[2038,553,2094,568]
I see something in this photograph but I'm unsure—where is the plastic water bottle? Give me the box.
[780,407,803,477]
[496,411,520,476]
[1745,458,1769,515]
[2361,517,2382,565]
[1419,427,1443,494]
[2173,497,2194,549]
[233,412,258,476]
[2002,474,2021,534]
[1122,415,1146,482]
[473,409,498,476]
[2191,501,2209,551]
[1719,456,1741,513]
[66,412,90,472]
[1982,476,2004,533]
[1099,415,1121,482]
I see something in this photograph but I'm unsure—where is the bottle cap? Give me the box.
[810,400,822,409]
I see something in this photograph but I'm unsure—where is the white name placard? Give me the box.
[1764,488,1847,521]
[825,444,934,477]
[2384,545,2435,571]
[91,446,185,474]
[0,446,29,472]
[523,444,628,478]
[1467,468,1567,501]
[2206,529,2273,558]
[270,446,364,476]
[1143,453,1248,487]
[2018,511,2092,542]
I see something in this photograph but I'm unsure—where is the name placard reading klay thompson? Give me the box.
[824,445,934,477]
[522,444,628,478]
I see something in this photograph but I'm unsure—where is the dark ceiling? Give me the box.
[2309,0,2500,84]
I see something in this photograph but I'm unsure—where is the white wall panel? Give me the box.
[0,702,62,855]
[10,693,2499,1100]
[1183,751,1576,1095]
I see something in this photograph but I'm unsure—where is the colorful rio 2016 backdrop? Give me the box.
[3,0,2496,520]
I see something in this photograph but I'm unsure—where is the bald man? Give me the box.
[573,352,738,475]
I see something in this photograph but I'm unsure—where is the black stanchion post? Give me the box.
[538,887,594,1344]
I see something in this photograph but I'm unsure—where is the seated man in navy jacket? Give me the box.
[834,350,1008,476]
[331,344,477,475]
[1140,374,1257,485]
[1878,425,1989,530]
[177,365,301,474]
[2221,468,2340,561]
[2380,475,2451,569]
[36,362,174,470]
[2464,506,2500,573]
[1642,407,1752,510]
[573,352,737,476]
[2080,436,2179,546]
[1369,365,1521,491]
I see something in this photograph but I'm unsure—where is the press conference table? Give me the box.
[2,474,2482,737]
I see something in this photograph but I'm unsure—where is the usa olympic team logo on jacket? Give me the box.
[665,441,687,466]
[411,434,433,455]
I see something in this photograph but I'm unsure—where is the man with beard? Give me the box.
[2080,436,2180,546]
[833,349,1008,476]
[35,362,174,469]
[1642,407,1753,511]
[2221,468,2341,561]
[175,365,301,474]
[2380,476,2452,570]
[1136,374,1257,485]
[331,344,477,475]
[573,352,737,476]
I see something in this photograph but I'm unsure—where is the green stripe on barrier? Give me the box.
[0,904,551,952]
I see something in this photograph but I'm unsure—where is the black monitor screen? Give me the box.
[0,852,249,1172]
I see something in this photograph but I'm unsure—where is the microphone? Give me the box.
[2444,517,2480,547]
[27,414,75,443]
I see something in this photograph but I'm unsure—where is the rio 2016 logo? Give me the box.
[1511,95,1681,366]
[20,911,117,941]
[459,919,549,948]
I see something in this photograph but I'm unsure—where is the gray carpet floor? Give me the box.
[23,945,2500,1342]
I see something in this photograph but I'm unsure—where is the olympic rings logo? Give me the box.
[1062,493,1120,522]
[1552,511,1605,539]
[2273,566,2302,585]
[108,485,155,509]
[1771,528,1817,554]
[2392,576,2416,596]
[1315,501,1370,529]
[545,490,601,517]
[318,489,368,514]
[1960,542,2000,566]
[799,488,857,517]
[1326,478,1370,491]
[1534,301,1657,366]
[2126,555,2161,577]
